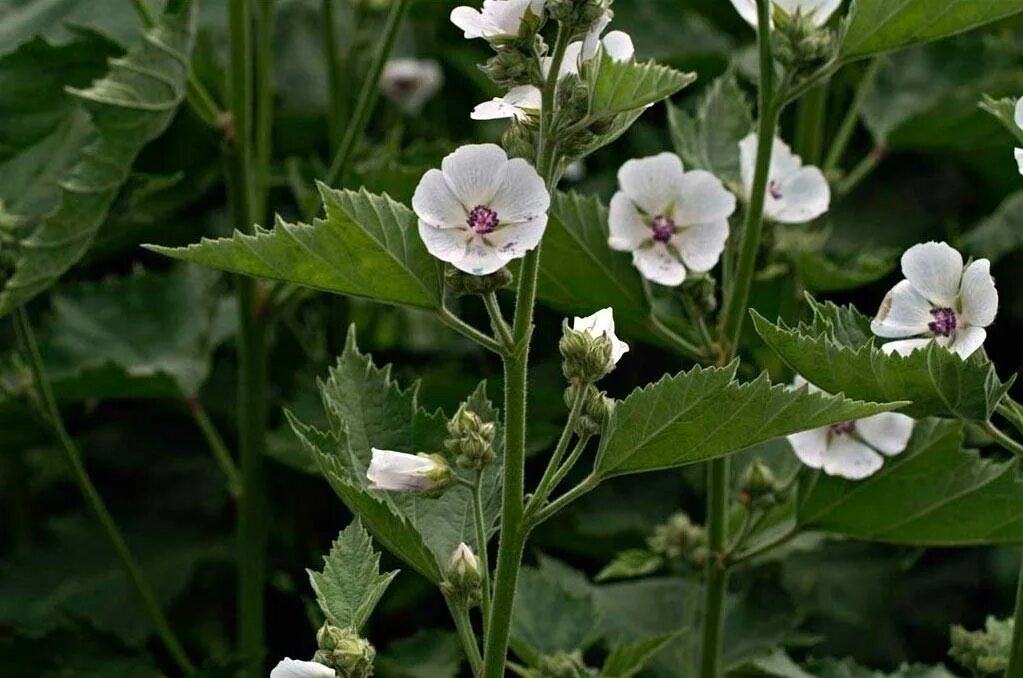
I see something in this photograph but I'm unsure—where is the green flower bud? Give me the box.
[536,651,597,678]
[773,9,836,79]
[441,543,484,608]
[481,47,538,89]
[445,266,514,296]
[547,0,612,40]
[950,617,1013,675]
[739,459,780,508]
[564,384,615,436]
[314,624,376,678]
[682,274,718,317]
[445,404,497,471]
[648,512,708,567]
[560,321,614,384]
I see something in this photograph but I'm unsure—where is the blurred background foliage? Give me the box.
[0,0,1020,675]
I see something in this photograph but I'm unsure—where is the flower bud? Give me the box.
[445,404,497,471]
[503,121,538,160]
[547,0,611,40]
[950,617,1013,675]
[536,651,596,678]
[481,46,538,89]
[314,624,376,678]
[773,9,836,79]
[445,266,514,296]
[682,274,718,316]
[564,384,615,436]
[441,543,483,607]
[648,512,708,567]
[559,308,629,384]
[367,449,453,497]
[739,459,780,508]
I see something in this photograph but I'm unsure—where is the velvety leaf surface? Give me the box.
[798,419,1023,545]
[376,630,463,678]
[840,0,1023,61]
[0,4,195,316]
[149,185,444,310]
[668,72,752,184]
[308,519,398,631]
[589,50,696,116]
[511,564,602,660]
[752,299,1011,420]
[593,363,899,478]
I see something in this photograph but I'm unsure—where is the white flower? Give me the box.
[471,85,541,122]
[367,449,449,493]
[543,22,635,80]
[563,160,586,183]
[270,658,336,678]
[787,376,914,480]
[1013,97,1023,175]
[573,307,630,366]
[448,543,481,578]
[380,59,443,114]
[608,153,736,287]
[729,0,842,28]
[413,144,550,275]
[739,134,830,224]
[450,0,544,40]
[871,242,998,359]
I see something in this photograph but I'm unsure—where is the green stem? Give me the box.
[648,313,709,362]
[998,399,1023,437]
[472,473,493,628]
[546,434,592,499]
[1008,556,1023,677]
[527,387,585,515]
[835,147,885,198]
[483,292,514,350]
[529,473,600,528]
[254,0,277,222]
[718,0,779,355]
[481,25,571,678]
[700,458,730,678]
[794,83,827,165]
[985,421,1023,459]
[187,397,242,498]
[439,307,506,355]
[730,527,799,566]
[823,58,881,174]
[321,0,347,149]
[447,597,484,674]
[14,308,195,674]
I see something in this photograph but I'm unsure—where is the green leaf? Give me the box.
[751,298,1012,420]
[962,190,1023,264]
[803,657,958,677]
[376,630,464,678]
[593,362,900,478]
[595,549,664,582]
[511,564,602,660]
[0,4,196,317]
[147,185,445,310]
[980,94,1023,145]
[840,0,1023,61]
[667,72,752,184]
[799,419,1023,545]
[589,50,697,116]
[535,192,658,345]
[287,328,501,582]
[795,249,896,293]
[308,519,398,631]
[600,634,679,678]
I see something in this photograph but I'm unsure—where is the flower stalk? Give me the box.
[1008,558,1023,676]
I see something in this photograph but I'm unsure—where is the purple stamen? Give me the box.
[467,205,500,235]
[829,421,856,436]
[651,215,676,243]
[768,180,783,200]
[928,307,958,337]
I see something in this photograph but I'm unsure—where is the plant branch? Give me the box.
[255,0,278,222]
[483,292,515,350]
[187,397,242,498]
[998,399,1023,437]
[472,472,493,628]
[985,421,1023,459]
[730,527,800,566]
[526,386,585,515]
[438,307,506,355]
[794,83,827,165]
[529,473,600,528]
[446,597,484,674]
[823,58,881,174]
[14,308,195,674]
[835,146,885,197]
[546,434,593,499]
[321,0,348,148]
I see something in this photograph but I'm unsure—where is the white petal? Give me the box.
[959,259,998,328]
[450,7,490,39]
[617,153,686,216]
[948,326,987,359]
[870,279,934,339]
[271,658,336,678]
[419,221,472,264]
[381,59,443,113]
[729,0,759,26]
[456,241,511,275]
[777,0,843,26]
[485,0,537,35]
[368,449,436,491]
[581,12,613,59]
[470,85,542,121]
[1015,97,1023,130]
[900,241,963,307]
[881,338,933,357]
[413,169,467,229]
[739,133,759,197]
[488,158,550,224]
[787,427,828,469]
[823,436,884,480]
[673,220,729,273]
[442,143,509,208]
[674,170,737,225]
[608,192,652,252]
[484,216,547,260]
[633,243,686,287]
[741,135,804,199]
[1015,148,1023,175]
[471,98,519,120]
[574,308,629,364]
[856,412,914,457]
[602,31,635,62]
[765,166,830,224]
[557,41,585,78]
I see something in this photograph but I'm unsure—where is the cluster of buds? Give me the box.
[535,651,597,678]
[445,266,514,296]
[772,7,836,81]
[682,274,718,317]
[563,383,615,436]
[647,512,708,567]
[313,624,376,678]
[738,459,785,510]
[949,617,1013,675]
[445,404,497,470]
[441,542,484,607]
[559,308,629,385]
[547,0,612,39]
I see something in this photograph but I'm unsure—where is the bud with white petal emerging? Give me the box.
[313,624,375,678]
[445,404,497,470]
[367,449,453,497]
[441,542,483,607]
[559,308,629,384]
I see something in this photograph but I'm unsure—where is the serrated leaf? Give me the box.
[667,72,752,184]
[593,362,900,478]
[511,564,603,660]
[751,298,1012,420]
[589,50,697,116]
[840,0,1023,61]
[595,550,664,583]
[308,519,398,630]
[147,185,444,310]
[798,419,1023,545]
[0,5,195,316]
[963,189,1023,264]
[601,633,679,677]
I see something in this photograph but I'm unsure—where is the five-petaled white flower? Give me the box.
[608,153,736,287]
[471,85,541,122]
[729,0,842,27]
[413,144,550,275]
[787,376,915,480]
[451,0,544,40]
[368,449,448,493]
[871,242,998,359]
[380,59,443,114]
[739,134,830,224]
[574,307,630,366]
[1013,97,1023,175]
[270,658,336,678]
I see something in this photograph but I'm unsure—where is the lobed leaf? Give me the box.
[147,185,445,310]
[589,50,696,117]
[593,363,900,478]
[511,564,602,661]
[667,72,752,184]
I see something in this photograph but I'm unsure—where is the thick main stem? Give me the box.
[700,458,730,678]
[1008,557,1023,677]
[14,308,195,674]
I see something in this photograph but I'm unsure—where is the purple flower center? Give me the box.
[928,307,958,337]
[768,180,783,200]
[651,215,676,243]
[829,421,856,436]
[467,205,500,235]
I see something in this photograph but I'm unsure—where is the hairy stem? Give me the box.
[1008,557,1023,676]
[187,397,242,498]
[527,387,585,515]
[484,292,515,350]
[14,308,195,674]
[700,458,730,678]
[447,598,484,674]
[473,473,493,627]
